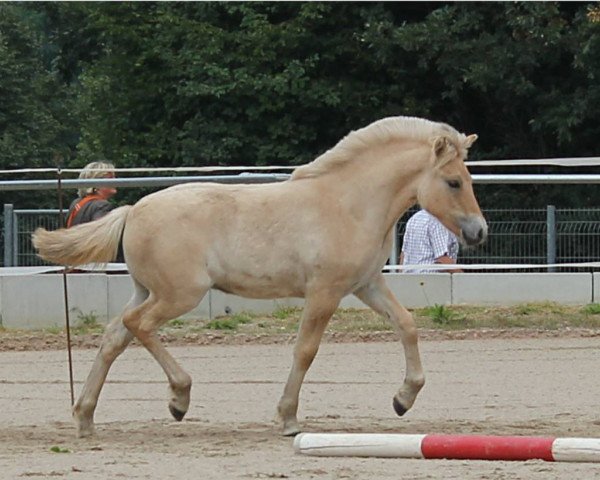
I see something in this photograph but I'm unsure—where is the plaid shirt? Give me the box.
[401,210,459,273]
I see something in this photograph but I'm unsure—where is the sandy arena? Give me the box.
[1,336,600,479]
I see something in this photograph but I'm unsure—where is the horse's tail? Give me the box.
[32,205,132,266]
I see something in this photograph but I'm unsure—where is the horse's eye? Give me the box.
[446,179,461,190]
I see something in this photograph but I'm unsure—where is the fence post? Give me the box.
[3,204,14,267]
[546,205,556,272]
[12,209,18,267]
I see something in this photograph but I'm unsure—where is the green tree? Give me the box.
[370,2,600,208]
[0,4,73,169]
[2,2,600,210]
[0,3,75,208]
[73,2,413,169]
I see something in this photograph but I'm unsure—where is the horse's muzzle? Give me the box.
[460,215,487,246]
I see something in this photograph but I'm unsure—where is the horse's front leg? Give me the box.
[354,274,425,416]
[277,292,340,436]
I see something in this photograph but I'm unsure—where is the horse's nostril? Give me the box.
[464,225,486,246]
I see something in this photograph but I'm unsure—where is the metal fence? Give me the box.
[2,206,62,267]
[396,207,543,267]
[4,204,600,270]
[395,206,600,272]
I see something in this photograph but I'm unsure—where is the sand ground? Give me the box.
[1,337,600,479]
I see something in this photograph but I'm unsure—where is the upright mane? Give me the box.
[291,116,462,181]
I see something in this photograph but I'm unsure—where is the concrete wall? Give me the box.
[0,271,595,329]
[452,272,593,305]
[1,274,109,329]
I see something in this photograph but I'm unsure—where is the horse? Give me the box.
[32,116,487,438]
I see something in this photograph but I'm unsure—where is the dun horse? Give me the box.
[33,116,487,438]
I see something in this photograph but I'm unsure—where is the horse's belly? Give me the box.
[210,269,305,299]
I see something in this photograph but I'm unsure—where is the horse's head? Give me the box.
[417,133,487,246]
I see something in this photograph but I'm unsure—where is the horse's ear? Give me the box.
[432,136,447,157]
[464,134,478,149]
[431,136,456,167]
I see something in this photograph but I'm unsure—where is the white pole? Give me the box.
[552,438,600,462]
[293,433,425,458]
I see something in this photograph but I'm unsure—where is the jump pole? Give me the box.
[294,433,600,462]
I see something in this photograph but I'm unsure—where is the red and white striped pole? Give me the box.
[294,433,600,462]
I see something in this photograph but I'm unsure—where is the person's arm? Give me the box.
[434,254,462,273]
[428,219,462,273]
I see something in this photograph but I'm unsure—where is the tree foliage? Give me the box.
[0,4,74,169]
[1,2,599,208]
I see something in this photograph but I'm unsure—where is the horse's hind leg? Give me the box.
[277,291,341,436]
[354,274,425,416]
[122,287,206,422]
[73,280,148,437]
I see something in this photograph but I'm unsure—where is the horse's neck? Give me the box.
[330,144,427,233]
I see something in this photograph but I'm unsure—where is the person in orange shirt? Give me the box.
[66,161,117,228]
[66,161,124,263]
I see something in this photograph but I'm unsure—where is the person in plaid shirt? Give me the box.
[400,209,462,273]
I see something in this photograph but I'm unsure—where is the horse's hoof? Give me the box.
[393,397,408,416]
[169,405,186,422]
[282,422,301,437]
[76,428,95,438]
[74,413,95,438]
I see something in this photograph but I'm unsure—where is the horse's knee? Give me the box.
[394,310,418,339]
[402,325,419,345]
